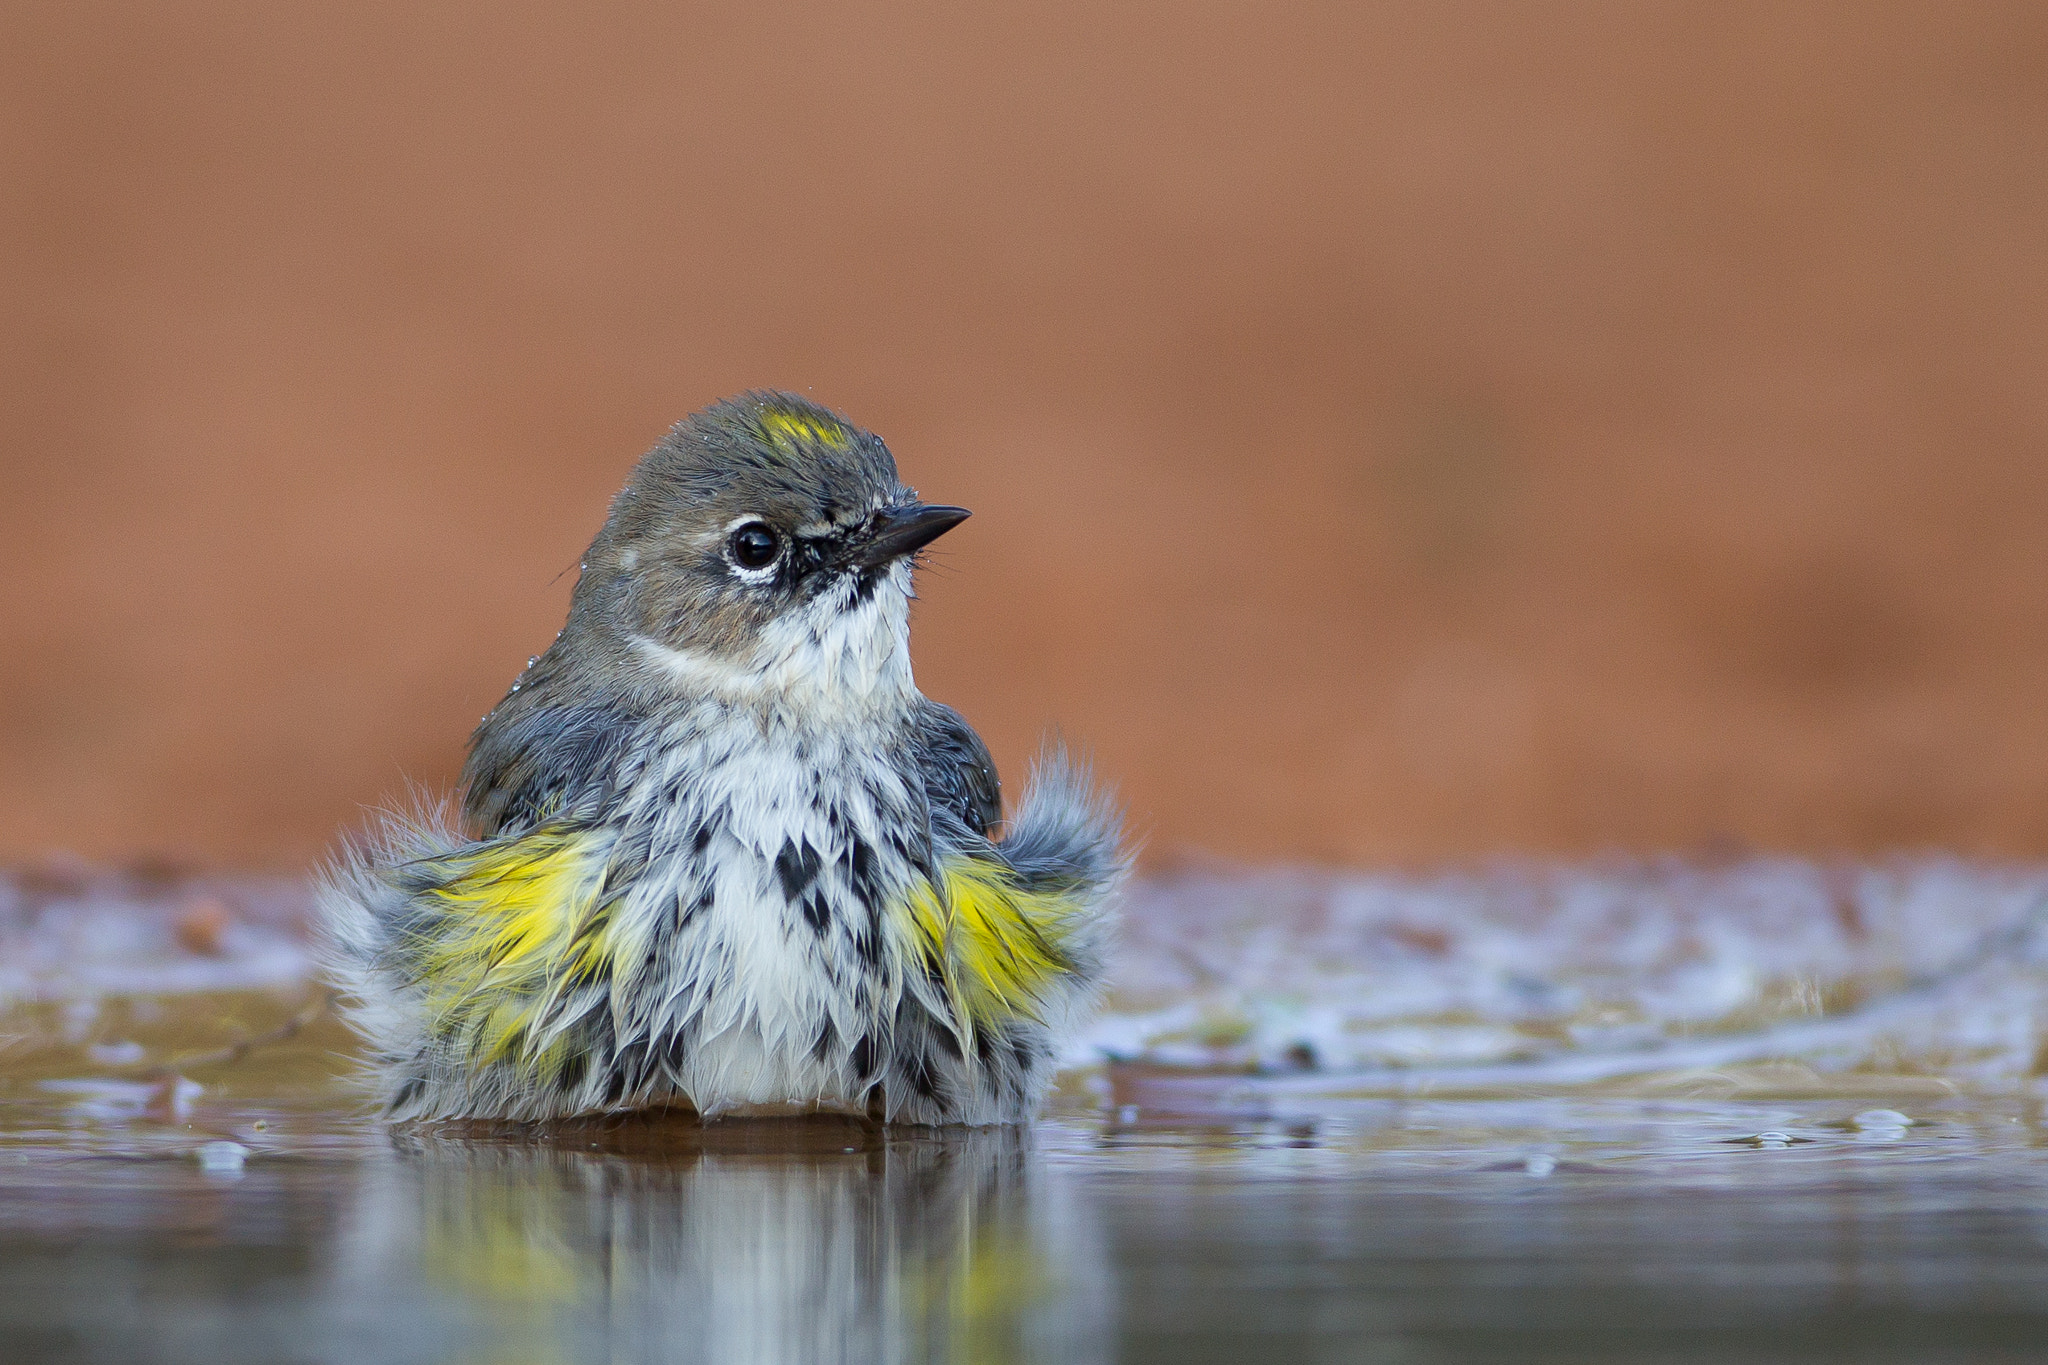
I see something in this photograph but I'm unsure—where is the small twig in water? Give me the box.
[133,992,336,1081]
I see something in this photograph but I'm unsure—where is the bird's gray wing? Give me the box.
[910,699,1003,839]
[461,700,642,836]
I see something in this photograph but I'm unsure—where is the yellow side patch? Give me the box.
[905,855,1079,1034]
[760,405,851,453]
[406,825,622,1074]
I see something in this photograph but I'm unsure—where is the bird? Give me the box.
[318,391,1125,1125]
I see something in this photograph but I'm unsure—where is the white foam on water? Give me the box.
[1085,857,2048,1089]
[6,855,2047,1092]
[0,868,311,1004]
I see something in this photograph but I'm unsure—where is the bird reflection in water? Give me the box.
[342,1113,1107,1365]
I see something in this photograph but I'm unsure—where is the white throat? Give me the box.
[633,566,919,719]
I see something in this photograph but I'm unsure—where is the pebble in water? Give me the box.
[1853,1109,1911,1140]
[195,1141,247,1175]
[173,897,235,956]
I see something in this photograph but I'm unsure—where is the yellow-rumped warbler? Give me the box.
[320,392,1124,1124]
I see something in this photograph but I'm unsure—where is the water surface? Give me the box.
[3,1002,2046,1364]
[4,862,2048,1361]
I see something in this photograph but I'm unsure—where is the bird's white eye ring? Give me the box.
[727,520,782,571]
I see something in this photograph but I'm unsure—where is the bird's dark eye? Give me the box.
[728,521,782,571]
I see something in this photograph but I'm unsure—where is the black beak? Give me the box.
[848,503,971,569]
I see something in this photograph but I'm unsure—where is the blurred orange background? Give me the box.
[5,3,2048,870]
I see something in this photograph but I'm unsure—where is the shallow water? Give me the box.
[4,862,2048,1361]
[2,998,2047,1363]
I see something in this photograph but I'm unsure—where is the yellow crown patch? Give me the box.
[759,406,851,454]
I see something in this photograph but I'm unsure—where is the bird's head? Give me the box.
[534,392,968,715]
